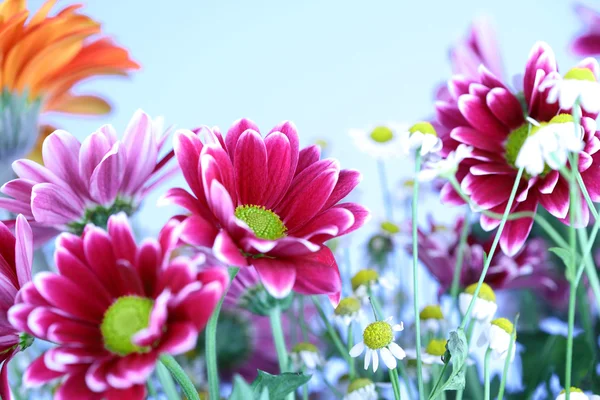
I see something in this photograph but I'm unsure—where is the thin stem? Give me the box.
[147,378,158,398]
[484,348,493,400]
[450,209,471,303]
[576,172,599,220]
[269,305,294,400]
[156,360,180,400]
[299,296,309,342]
[367,286,383,320]
[348,323,356,380]
[565,282,577,400]
[378,159,394,220]
[159,355,200,400]
[497,315,519,400]
[411,151,425,399]
[398,362,416,400]
[390,367,403,400]
[206,267,239,399]
[311,296,353,363]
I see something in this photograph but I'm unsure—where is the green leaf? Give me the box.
[443,369,466,391]
[231,375,267,400]
[549,247,574,269]
[447,329,468,375]
[251,370,311,399]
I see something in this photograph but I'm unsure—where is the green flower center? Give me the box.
[560,387,583,394]
[425,339,448,356]
[347,378,374,393]
[420,305,444,320]
[334,297,361,316]
[292,342,318,354]
[234,204,287,240]
[464,283,496,303]
[564,67,596,82]
[409,122,438,137]
[369,126,394,143]
[381,221,400,234]
[363,321,393,349]
[68,197,136,236]
[491,317,515,335]
[100,296,154,356]
[351,269,379,290]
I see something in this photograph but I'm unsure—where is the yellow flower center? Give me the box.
[420,305,444,320]
[425,339,448,356]
[351,269,379,290]
[560,387,584,394]
[334,297,361,316]
[491,318,515,335]
[315,139,328,148]
[564,67,596,82]
[347,378,374,394]
[363,321,393,349]
[464,283,496,303]
[292,342,318,354]
[369,126,394,143]
[381,221,400,234]
[234,204,287,240]
[409,122,438,137]
[100,296,154,356]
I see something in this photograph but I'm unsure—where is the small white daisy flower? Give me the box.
[555,387,589,400]
[333,297,365,326]
[419,305,446,335]
[515,114,584,176]
[349,123,407,159]
[344,378,378,400]
[290,342,325,371]
[351,269,393,300]
[405,338,447,365]
[458,283,498,322]
[477,318,516,361]
[419,144,472,181]
[399,121,443,158]
[349,317,406,372]
[541,65,600,114]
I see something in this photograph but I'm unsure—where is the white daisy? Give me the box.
[458,283,497,322]
[540,65,600,114]
[333,297,365,326]
[344,378,378,400]
[515,114,584,177]
[477,318,516,361]
[349,317,406,372]
[555,387,590,400]
[349,123,407,159]
[405,338,447,366]
[351,269,394,300]
[290,342,325,371]
[419,305,446,335]
[399,121,443,158]
[419,144,473,181]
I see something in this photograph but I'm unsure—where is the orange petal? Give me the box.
[46,94,111,115]
[29,0,58,27]
[0,0,25,21]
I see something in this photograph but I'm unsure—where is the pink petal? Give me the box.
[31,183,85,225]
[107,213,138,265]
[24,356,65,388]
[0,353,15,400]
[89,143,126,206]
[213,230,248,266]
[41,130,86,195]
[263,132,293,208]
[78,130,112,185]
[295,145,321,176]
[486,87,525,130]
[179,215,219,248]
[173,280,223,330]
[234,130,268,205]
[450,126,505,153]
[173,129,205,200]
[252,258,297,298]
[158,322,197,355]
[121,110,159,195]
[2,179,34,202]
[499,196,538,257]
[292,247,341,297]
[225,118,260,161]
[321,169,362,210]
[457,94,509,140]
[539,179,570,219]
[158,188,206,216]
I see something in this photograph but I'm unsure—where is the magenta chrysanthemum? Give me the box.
[571,3,600,57]
[0,109,175,244]
[435,41,600,256]
[0,215,32,400]
[7,213,228,399]
[163,119,369,301]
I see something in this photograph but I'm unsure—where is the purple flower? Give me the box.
[571,3,600,57]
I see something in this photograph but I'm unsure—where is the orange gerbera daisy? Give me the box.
[0,0,139,164]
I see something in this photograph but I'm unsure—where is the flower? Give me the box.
[163,119,369,301]
[419,305,445,334]
[344,378,378,400]
[0,110,175,243]
[0,215,32,400]
[0,0,139,167]
[515,115,584,176]
[571,3,600,57]
[333,297,365,326]
[350,269,392,299]
[555,387,592,400]
[349,317,405,372]
[414,216,569,307]
[458,283,497,321]
[7,213,229,399]
[405,339,447,365]
[477,318,516,361]
[348,123,407,159]
[290,342,324,371]
[399,122,443,158]
[435,41,600,256]
[540,66,600,115]
[419,144,473,181]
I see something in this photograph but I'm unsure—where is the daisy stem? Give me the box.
[348,323,356,380]
[458,166,524,330]
[206,267,239,400]
[156,359,181,400]
[311,296,353,363]
[450,209,471,305]
[412,151,425,400]
[483,347,493,400]
[378,159,394,220]
[269,305,289,372]
[390,367,403,400]
[299,296,309,341]
[367,286,383,320]
[497,314,519,400]
[565,282,577,400]
[159,355,201,400]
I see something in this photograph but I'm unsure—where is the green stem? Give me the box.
[398,362,416,400]
[412,151,425,399]
[269,305,294,400]
[348,323,356,380]
[311,296,352,363]
[367,286,383,320]
[484,348,492,400]
[576,172,599,220]
[378,159,394,220]
[450,209,471,303]
[565,281,577,400]
[159,355,200,400]
[147,378,158,398]
[206,267,239,399]
[497,315,519,400]
[156,359,181,400]
[299,296,309,342]
[390,367,403,400]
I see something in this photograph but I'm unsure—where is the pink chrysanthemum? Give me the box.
[0,215,32,400]
[414,217,568,308]
[571,3,600,57]
[7,213,228,399]
[163,119,369,301]
[0,109,175,244]
[435,42,600,256]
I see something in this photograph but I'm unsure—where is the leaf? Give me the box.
[447,329,468,374]
[251,370,311,399]
[231,375,266,400]
[549,247,574,269]
[443,369,466,391]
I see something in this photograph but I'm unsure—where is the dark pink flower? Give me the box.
[0,110,175,244]
[571,3,600,57]
[414,217,568,308]
[8,213,228,399]
[435,42,600,256]
[0,215,32,400]
[163,120,369,301]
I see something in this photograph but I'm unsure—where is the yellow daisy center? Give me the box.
[101,296,154,356]
[564,67,596,82]
[409,122,438,137]
[491,318,515,335]
[351,269,379,290]
[334,297,361,316]
[292,342,318,354]
[363,321,393,349]
[464,283,496,303]
[234,204,287,240]
[381,221,400,234]
[347,378,374,393]
[369,126,394,143]
[560,387,584,394]
[420,305,444,320]
[425,339,448,356]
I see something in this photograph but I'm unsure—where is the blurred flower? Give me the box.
[333,297,364,326]
[348,123,407,159]
[435,41,600,256]
[556,388,590,400]
[541,65,600,114]
[419,144,472,181]
[8,214,229,399]
[0,216,32,400]
[459,283,498,321]
[349,316,405,372]
[516,115,584,176]
[164,120,369,302]
[0,0,139,169]
[290,342,324,371]
[351,268,393,299]
[419,305,445,335]
[0,110,175,244]
[399,122,442,158]
[477,317,515,361]
[405,339,446,365]
[571,3,600,57]
[344,378,378,400]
